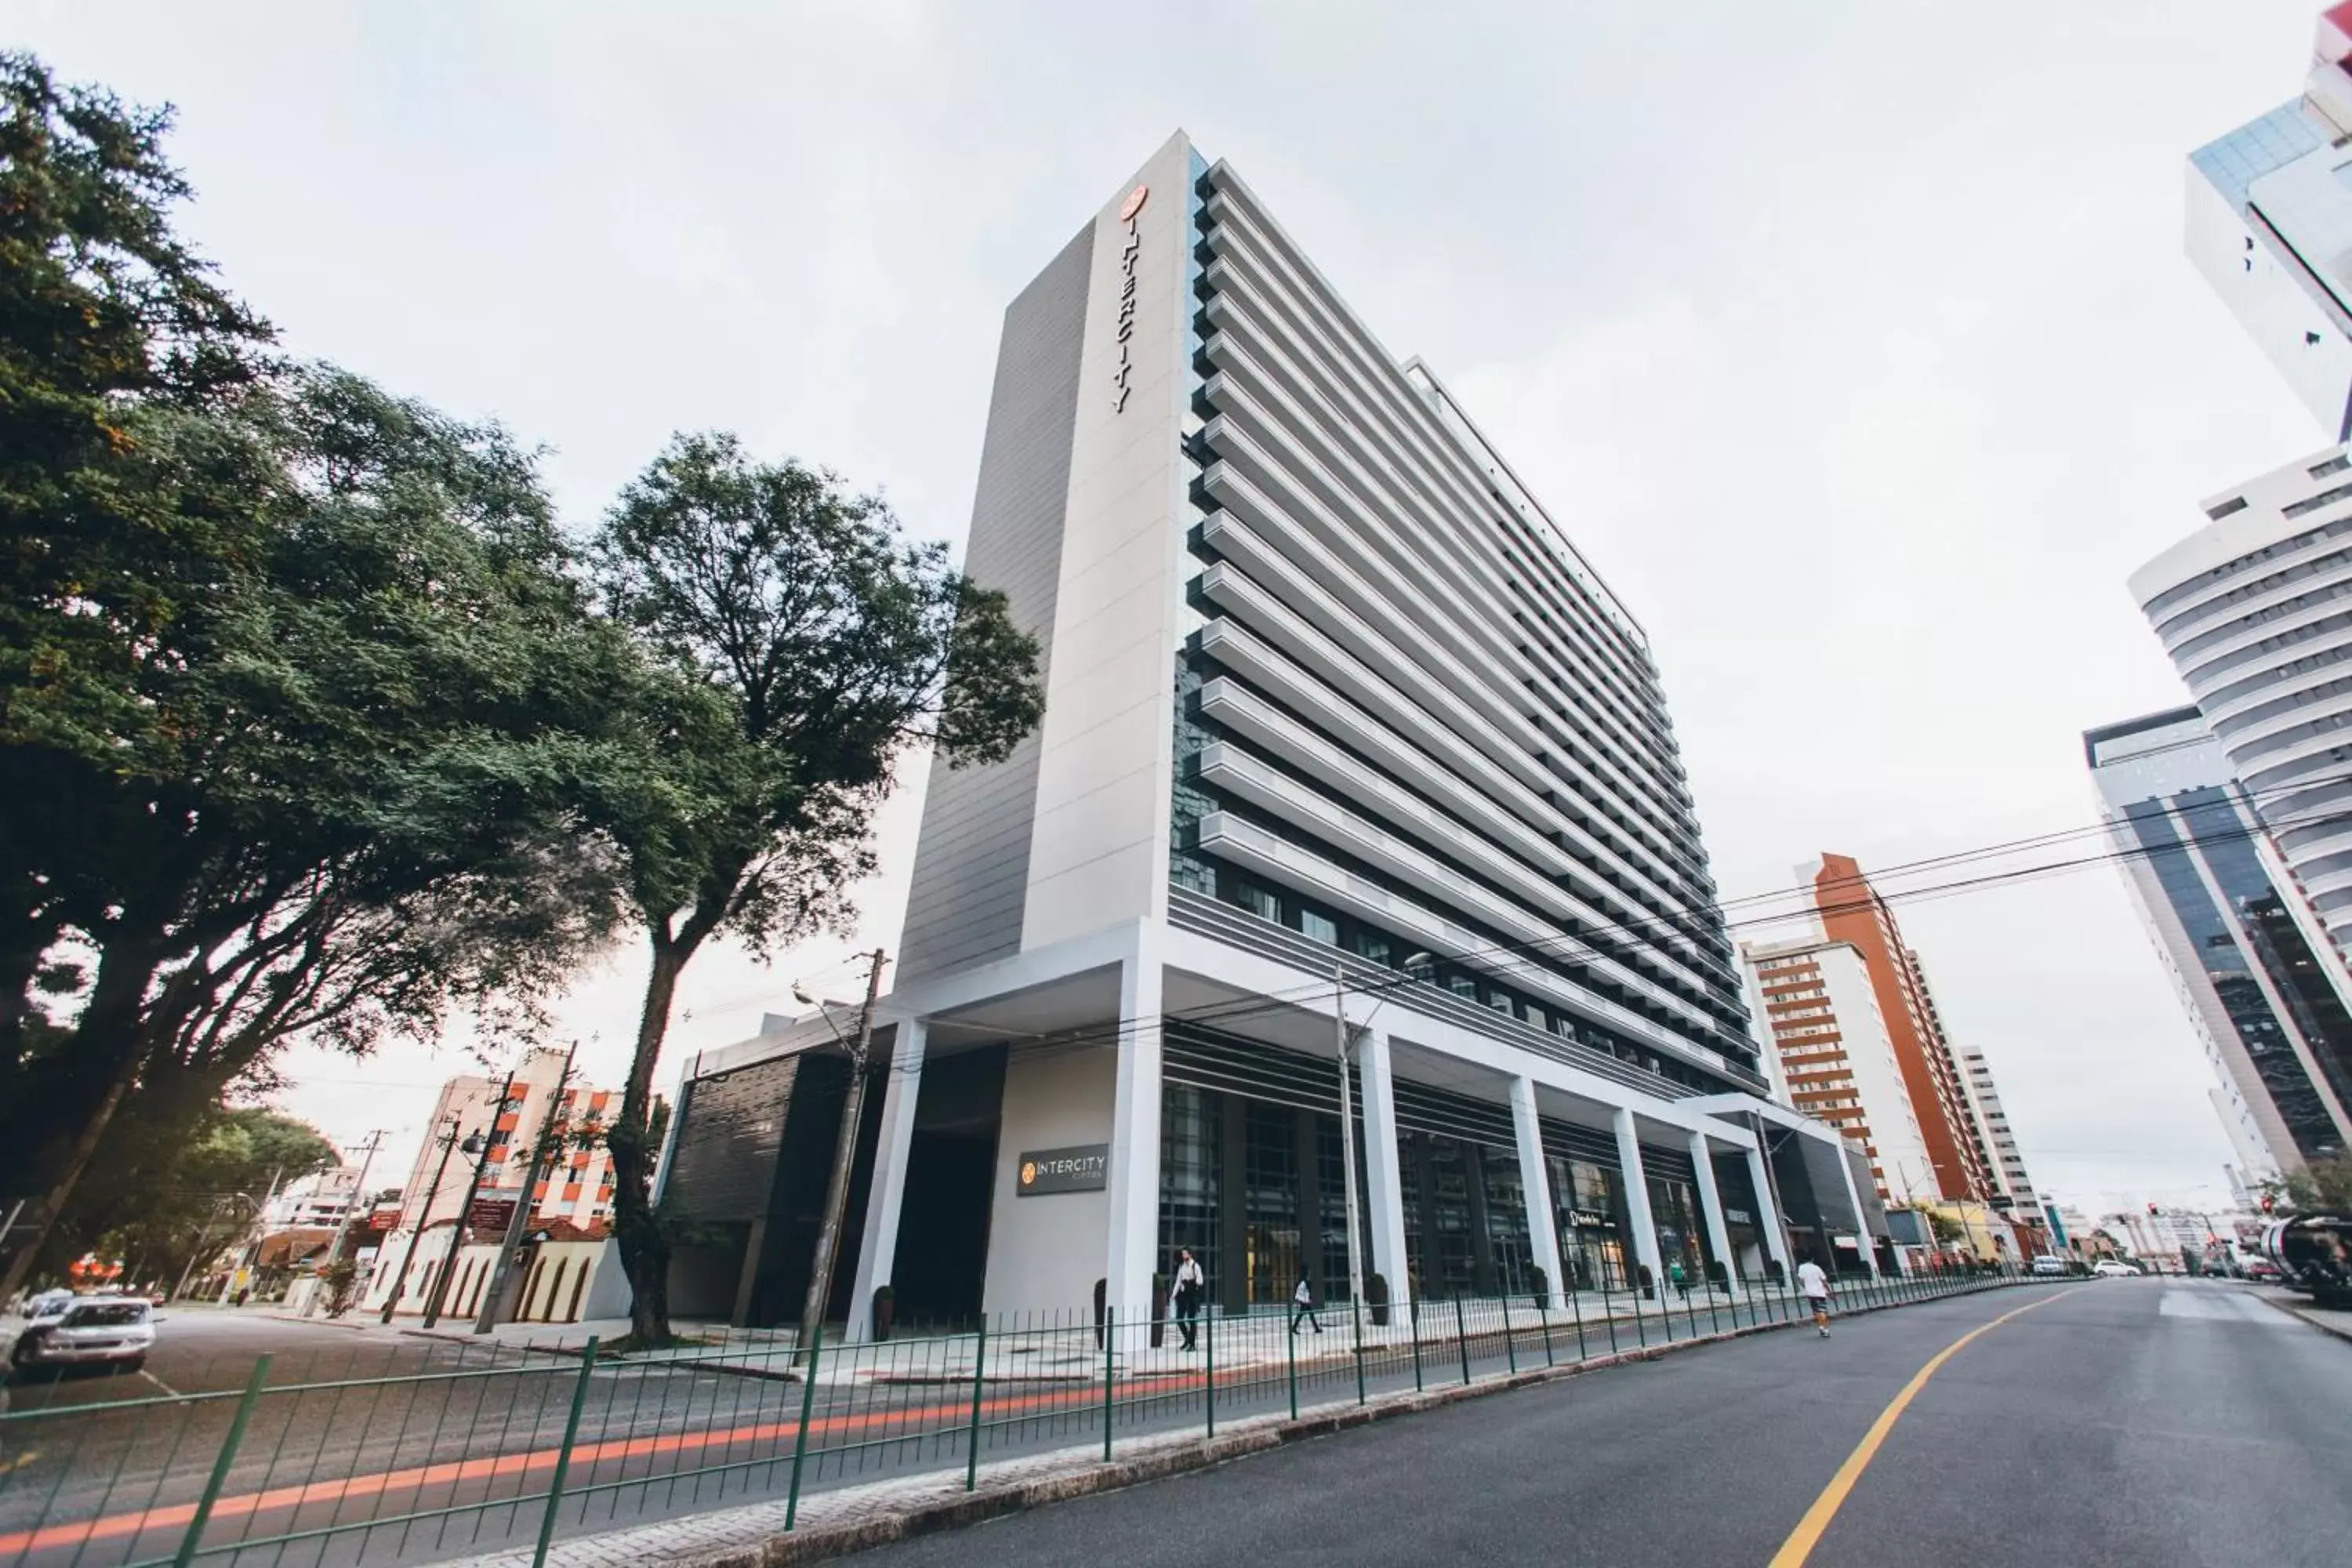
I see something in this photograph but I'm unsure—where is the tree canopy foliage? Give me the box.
[0,57,636,1294]
[2267,1154,2352,1214]
[45,1105,338,1293]
[586,434,1045,1343]
[2,56,1050,1332]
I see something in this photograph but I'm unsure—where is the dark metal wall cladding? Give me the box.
[1163,1023,1341,1115]
[1165,1019,1685,1181]
[1795,1131,1862,1234]
[1844,1144,1891,1235]
[662,1055,798,1224]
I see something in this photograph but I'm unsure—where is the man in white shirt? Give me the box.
[1796,1258,1832,1337]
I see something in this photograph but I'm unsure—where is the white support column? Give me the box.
[847,1016,927,1341]
[1686,1131,1740,1301]
[1612,1107,1664,1296]
[1511,1077,1565,1309]
[1835,1140,1883,1279]
[1356,1029,1413,1312]
[1744,1138,1791,1276]
[1103,935,1164,1318]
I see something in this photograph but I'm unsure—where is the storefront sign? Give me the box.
[467,1196,518,1234]
[1726,1208,1752,1225]
[1110,185,1148,413]
[1570,1209,1616,1230]
[1017,1145,1110,1196]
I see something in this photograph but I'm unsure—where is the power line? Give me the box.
[761,788,2352,1084]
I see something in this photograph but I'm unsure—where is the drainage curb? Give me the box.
[2249,1289,2352,1343]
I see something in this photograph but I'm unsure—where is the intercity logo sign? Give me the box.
[1016,1143,1110,1196]
[1111,184,1148,413]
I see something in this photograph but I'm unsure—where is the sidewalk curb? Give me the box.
[636,1283,2028,1568]
[2250,1290,2352,1343]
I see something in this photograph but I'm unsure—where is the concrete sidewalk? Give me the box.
[388,1288,1736,1388]
[2249,1283,2352,1341]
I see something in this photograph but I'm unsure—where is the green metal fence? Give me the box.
[0,1265,2040,1568]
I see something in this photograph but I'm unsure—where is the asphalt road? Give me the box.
[858,1279,2352,1568]
[2,1305,477,1410]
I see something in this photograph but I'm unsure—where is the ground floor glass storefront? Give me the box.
[1550,1155,1631,1292]
[1157,1080,1369,1312]
[1156,1029,1730,1308]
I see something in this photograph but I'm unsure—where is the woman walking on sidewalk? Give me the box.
[1291,1276,1324,1335]
[1172,1249,1204,1351]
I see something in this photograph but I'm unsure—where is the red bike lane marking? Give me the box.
[0,1370,1207,1555]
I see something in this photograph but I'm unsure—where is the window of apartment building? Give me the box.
[1298,905,1340,946]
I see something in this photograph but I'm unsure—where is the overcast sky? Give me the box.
[19,1,2332,1219]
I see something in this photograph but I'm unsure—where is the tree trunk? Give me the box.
[610,932,685,1345]
[0,926,167,1299]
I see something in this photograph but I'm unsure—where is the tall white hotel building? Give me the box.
[655,134,1881,1334]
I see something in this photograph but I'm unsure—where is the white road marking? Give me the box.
[139,1368,182,1398]
[2158,1290,2291,1325]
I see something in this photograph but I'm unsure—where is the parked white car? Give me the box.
[2092,1259,2139,1279]
[8,1295,159,1374]
[2031,1254,2070,1277]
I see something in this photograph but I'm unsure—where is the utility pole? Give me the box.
[381,1116,461,1323]
[798,948,888,1361]
[172,1196,245,1304]
[220,1166,285,1305]
[423,1071,513,1328]
[307,1131,386,1317]
[476,1044,578,1334]
[1333,962,1366,1319]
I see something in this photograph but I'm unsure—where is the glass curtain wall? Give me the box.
[1551,1156,1632,1290]
[1156,1080,1372,1312]
[1648,1172,1706,1293]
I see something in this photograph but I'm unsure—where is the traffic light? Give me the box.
[2260,1192,2276,1214]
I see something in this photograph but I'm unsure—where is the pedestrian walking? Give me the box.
[1668,1258,1688,1300]
[1290,1275,1323,1335]
[1172,1248,1205,1352]
[1797,1256,1832,1337]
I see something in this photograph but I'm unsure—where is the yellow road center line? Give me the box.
[1767,1287,2084,1567]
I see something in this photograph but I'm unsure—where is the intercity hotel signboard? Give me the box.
[1111,183,1147,413]
[1017,1144,1110,1196]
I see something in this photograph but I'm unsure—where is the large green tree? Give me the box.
[2266,1154,2352,1214]
[46,1104,338,1293]
[588,433,1045,1344]
[2,58,702,1303]
[2,365,642,1298]
[2,51,275,1062]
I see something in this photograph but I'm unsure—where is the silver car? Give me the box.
[9,1296,159,1374]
